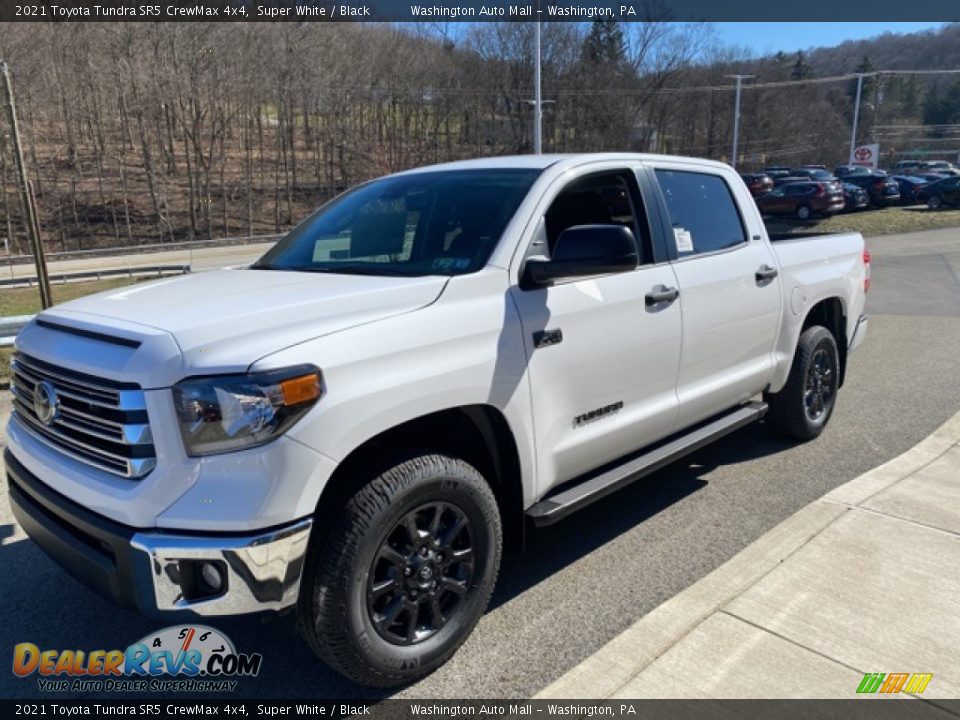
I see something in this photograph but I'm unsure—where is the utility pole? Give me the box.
[1,60,51,308]
[533,18,542,154]
[849,73,864,165]
[725,75,753,169]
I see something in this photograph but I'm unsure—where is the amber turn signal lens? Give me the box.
[280,373,322,405]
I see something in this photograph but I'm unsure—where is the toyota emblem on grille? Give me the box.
[33,380,60,426]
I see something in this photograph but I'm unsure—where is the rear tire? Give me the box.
[765,325,840,441]
[928,195,944,210]
[297,453,502,688]
[796,204,812,220]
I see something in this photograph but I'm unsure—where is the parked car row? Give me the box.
[893,159,960,176]
[741,159,960,220]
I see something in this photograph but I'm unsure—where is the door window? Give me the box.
[654,170,747,257]
[543,171,652,265]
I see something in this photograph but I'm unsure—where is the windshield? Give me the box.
[253,169,540,277]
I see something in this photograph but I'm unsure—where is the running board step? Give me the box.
[526,401,768,527]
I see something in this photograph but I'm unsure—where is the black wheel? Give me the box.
[297,453,502,687]
[796,204,812,220]
[764,325,840,441]
[928,195,944,210]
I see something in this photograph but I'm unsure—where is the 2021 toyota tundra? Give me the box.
[5,154,870,686]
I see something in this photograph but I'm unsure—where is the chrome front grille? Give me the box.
[10,352,156,478]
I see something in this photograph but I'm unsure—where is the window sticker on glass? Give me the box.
[673,227,694,253]
[432,257,471,272]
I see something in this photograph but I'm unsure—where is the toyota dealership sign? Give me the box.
[852,143,880,169]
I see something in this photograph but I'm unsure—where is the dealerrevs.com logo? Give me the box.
[13,625,262,693]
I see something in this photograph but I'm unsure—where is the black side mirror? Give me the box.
[522,224,639,289]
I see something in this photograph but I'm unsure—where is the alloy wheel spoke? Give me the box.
[370,577,399,598]
[428,504,444,538]
[438,514,466,548]
[404,514,422,545]
[379,596,405,628]
[378,544,407,569]
[441,577,468,596]
[405,603,420,643]
[449,546,474,563]
[431,597,447,629]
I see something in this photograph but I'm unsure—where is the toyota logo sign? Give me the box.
[33,380,60,426]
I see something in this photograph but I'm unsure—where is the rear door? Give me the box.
[760,187,788,214]
[648,163,782,428]
[942,177,960,203]
[509,165,682,495]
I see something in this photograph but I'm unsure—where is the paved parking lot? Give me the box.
[1,227,959,699]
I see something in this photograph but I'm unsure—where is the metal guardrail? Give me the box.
[0,264,191,346]
[0,314,33,346]
[0,263,190,289]
[3,233,282,266]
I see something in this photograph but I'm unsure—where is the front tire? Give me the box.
[297,453,502,687]
[765,325,840,441]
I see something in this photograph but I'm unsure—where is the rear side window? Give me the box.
[654,170,746,257]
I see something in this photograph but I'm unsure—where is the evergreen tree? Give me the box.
[945,80,960,124]
[791,51,813,80]
[581,19,627,67]
[923,83,945,125]
[847,56,876,123]
[849,56,875,101]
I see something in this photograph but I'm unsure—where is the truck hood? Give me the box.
[41,268,448,380]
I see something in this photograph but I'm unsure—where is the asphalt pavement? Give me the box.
[0,226,958,700]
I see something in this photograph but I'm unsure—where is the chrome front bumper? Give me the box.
[7,447,312,619]
[131,519,313,616]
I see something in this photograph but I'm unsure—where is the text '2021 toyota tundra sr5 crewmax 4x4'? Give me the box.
[6,154,870,686]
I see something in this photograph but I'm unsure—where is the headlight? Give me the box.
[172,366,322,456]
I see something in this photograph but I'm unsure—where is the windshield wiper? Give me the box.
[300,265,414,277]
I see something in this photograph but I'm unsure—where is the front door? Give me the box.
[510,168,682,495]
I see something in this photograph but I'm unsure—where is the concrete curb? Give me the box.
[535,409,960,699]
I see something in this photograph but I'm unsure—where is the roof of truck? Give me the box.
[395,153,732,175]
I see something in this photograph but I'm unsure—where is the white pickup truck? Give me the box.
[6,153,869,686]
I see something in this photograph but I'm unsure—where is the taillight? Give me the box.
[815,184,825,197]
[863,248,871,293]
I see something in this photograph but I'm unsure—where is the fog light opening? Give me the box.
[178,559,228,602]
[201,562,224,592]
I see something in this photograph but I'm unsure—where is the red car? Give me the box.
[756,181,845,220]
[740,173,774,197]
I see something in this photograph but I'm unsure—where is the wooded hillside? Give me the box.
[0,21,957,253]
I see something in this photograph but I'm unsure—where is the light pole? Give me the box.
[725,75,753,169]
[523,96,555,153]
[849,73,864,164]
[534,19,542,154]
